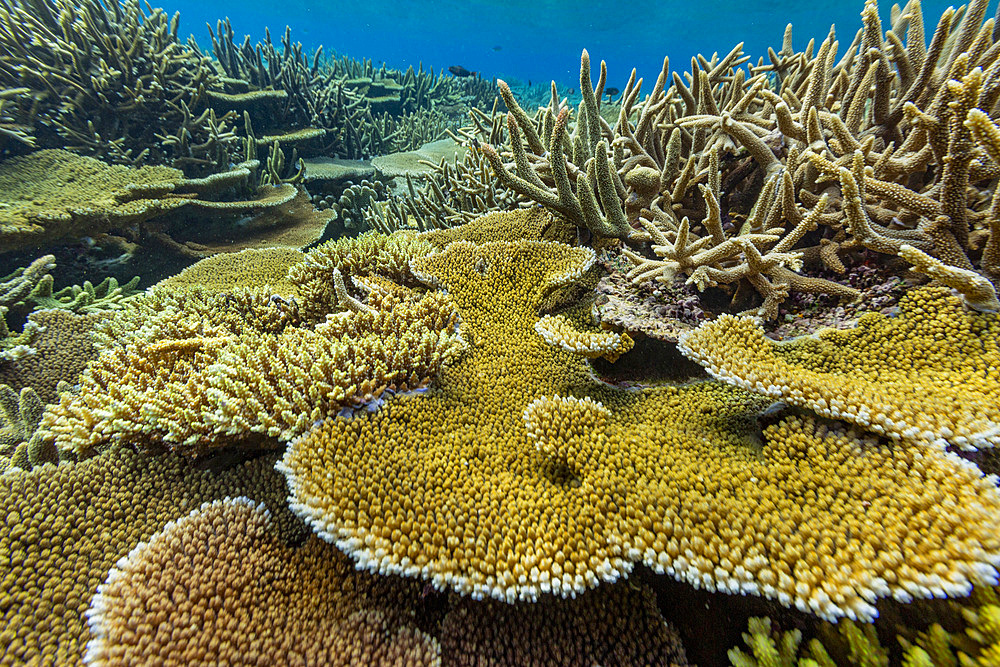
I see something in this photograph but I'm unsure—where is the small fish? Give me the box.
[449,65,476,77]
[604,87,620,101]
[492,45,502,51]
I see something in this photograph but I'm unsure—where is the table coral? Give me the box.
[85,498,439,667]
[0,149,298,253]
[281,238,1000,622]
[0,448,300,666]
[154,247,305,295]
[678,286,1000,450]
[287,229,436,320]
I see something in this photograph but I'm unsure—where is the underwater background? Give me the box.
[6,0,1000,664]
[162,0,977,89]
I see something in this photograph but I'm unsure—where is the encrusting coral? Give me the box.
[280,222,1000,622]
[678,286,1000,450]
[0,448,300,666]
[84,497,440,667]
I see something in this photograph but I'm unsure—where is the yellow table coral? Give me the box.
[678,286,1000,450]
[281,239,1000,622]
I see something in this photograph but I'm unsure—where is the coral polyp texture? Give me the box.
[0,448,299,666]
[85,498,440,667]
[40,281,464,457]
[678,286,1000,450]
[280,236,1000,622]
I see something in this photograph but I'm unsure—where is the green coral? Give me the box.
[0,383,48,471]
[731,590,1000,667]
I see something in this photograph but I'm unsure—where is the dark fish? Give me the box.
[492,45,502,51]
[449,65,476,77]
[604,87,620,101]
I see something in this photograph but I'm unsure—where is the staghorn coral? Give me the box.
[440,579,688,666]
[85,497,439,667]
[280,234,1000,621]
[0,0,237,169]
[0,448,301,666]
[39,283,464,457]
[678,286,1000,450]
[475,1,1000,320]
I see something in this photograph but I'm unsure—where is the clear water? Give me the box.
[165,0,982,89]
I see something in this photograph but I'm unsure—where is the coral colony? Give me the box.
[3,0,1000,664]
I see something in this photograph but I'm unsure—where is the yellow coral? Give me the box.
[39,285,464,456]
[534,314,634,361]
[287,229,436,320]
[155,247,305,296]
[281,239,1000,621]
[679,286,1000,450]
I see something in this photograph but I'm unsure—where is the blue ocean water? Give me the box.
[164,0,987,91]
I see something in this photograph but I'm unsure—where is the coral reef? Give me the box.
[5,0,1000,664]
[85,497,439,666]
[679,286,1000,450]
[0,448,300,666]
[280,226,1000,622]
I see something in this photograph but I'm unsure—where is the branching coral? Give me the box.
[0,0,235,168]
[39,282,464,457]
[280,228,1000,622]
[679,286,1000,450]
[287,229,437,320]
[475,0,1000,319]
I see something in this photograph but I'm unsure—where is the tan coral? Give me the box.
[678,286,1000,450]
[0,448,299,666]
[281,239,1000,622]
[39,284,464,457]
[440,579,689,666]
[85,498,439,667]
